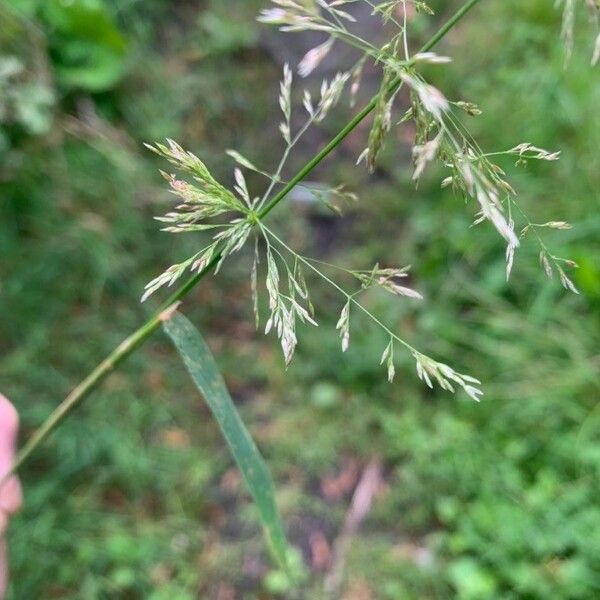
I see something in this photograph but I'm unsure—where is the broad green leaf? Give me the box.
[42,0,128,92]
[163,312,289,570]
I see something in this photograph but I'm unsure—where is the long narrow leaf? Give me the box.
[163,312,289,569]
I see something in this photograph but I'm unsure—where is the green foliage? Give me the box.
[39,0,127,91]
[0,56,54,136]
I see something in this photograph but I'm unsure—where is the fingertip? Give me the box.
[0,478,22,516]
[0,395,19,439]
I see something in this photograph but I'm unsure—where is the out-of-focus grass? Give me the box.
[1,0,599,597]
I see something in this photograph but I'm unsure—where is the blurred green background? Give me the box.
[1,0,599,598]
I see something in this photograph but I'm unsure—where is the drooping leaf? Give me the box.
[162,312,289,569]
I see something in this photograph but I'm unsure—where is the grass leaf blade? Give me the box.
[162,312,289,569]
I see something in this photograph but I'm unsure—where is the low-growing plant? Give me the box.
[5,0,598,577]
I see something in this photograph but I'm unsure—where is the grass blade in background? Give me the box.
[162,312,289,570]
